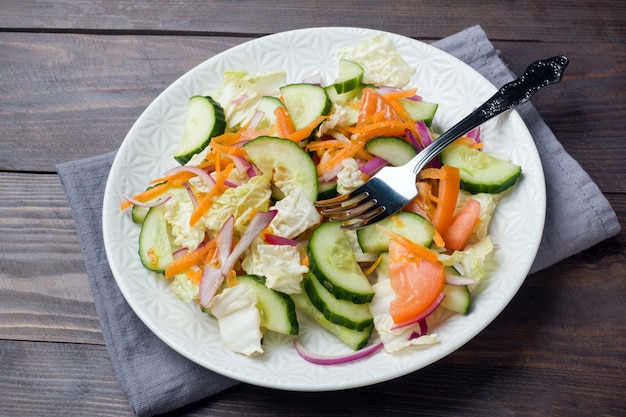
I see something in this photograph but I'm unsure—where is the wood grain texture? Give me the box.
[1,33,625,195]
[1,0,624,43]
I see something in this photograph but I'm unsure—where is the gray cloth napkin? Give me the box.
[56,25,621,416]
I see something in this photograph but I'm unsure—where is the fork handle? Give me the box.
[409,55,569,175]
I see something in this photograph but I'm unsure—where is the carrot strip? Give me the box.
[185,268,203,285]
[316,140,365,175]
[189,162,234,226]
[210,141,247,156]
[287,115,328,142]
[120,182,170,210]
[307,139,350,151]
[165,241,215,278]
[274,106,295,137]
[379,88,418,101]
[431,165,461,236]
[380,227,440,264]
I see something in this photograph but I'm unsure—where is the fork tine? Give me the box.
[323,198,378,221]
[317,192,369,215]
[340,205,388,230]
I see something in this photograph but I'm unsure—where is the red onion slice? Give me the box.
[264,233,299,246]
[360,157,388,176]
[390,292,446,331]
[294,340,384,365]
[182,183,199,208]
[121,193,171,208]
[162,166,215,188]
[221,210,278,276]
[199,216,234,307]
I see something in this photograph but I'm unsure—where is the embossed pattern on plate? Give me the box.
[102,27,545,391]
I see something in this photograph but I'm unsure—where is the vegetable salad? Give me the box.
[121,34,521,362]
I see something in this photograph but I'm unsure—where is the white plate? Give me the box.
[102,27,545,391]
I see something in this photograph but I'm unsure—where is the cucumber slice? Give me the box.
[279,83,332,131]
[291,292,372,350]
[237,275,299,335]
[356,211,434,253]
[440,142,522,194]
[441,266,470,314]
[308,221,375,304]
[303,272,373,331]
[243,136,318,202]
[255,96,286,130]
[174,96,227,165]
[441,284,471,315]
[332,59,364,94]
[400,99,438,127]
[138,205,173,273]
[317,180,338,200]
[365,136,417,166]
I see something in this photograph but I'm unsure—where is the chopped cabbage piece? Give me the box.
[163,192,206,251]
[211,70,287,129]
[336,158,365,195]
[203,174,272,233]
[268,188,321,239]
[209,284,263,356]
[241,240,308,294]
[438,236,494,281]
[336,33,415,88]
[170,274,199,303]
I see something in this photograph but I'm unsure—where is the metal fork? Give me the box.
[316,55,569,229]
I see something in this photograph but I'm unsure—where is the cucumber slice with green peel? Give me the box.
[138,205,174,273]
[356,211,434,254]
[255,96,286,130]
[243,136,318,202]
[290,292,373,351]
[441,283,471,315]
[365,136,417,166]
[440,142,522,194]
[174,96,226,165]
[279,83,332,131]
[237,275,299,335]
[400,99,438,127]
[303,272,373,331]
[308,221,375,304]
[332,59,365,94]
[317,180,338,200]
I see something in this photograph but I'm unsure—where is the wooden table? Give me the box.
[2,1,625,416]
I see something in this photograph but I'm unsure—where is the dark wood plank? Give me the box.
[0,340,134,417]
[2,33,625,196]
[0,172,103,344]
[1,0,624,43]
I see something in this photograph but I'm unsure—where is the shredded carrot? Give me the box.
[149,171,197,186]
[431,165,461,236]
[432,228,446,248]
[120,182,170,210]
[300,254,309,267]
[418,167,445,180]
[307,139,350,151]
[363,253,384,276]
[379,226,440,264]
[189,162,234,226]
[287,115,328,142]
[164,241,215,278]
[379,87,418,101]
[210,141,247,156]
[274,106,295,137]
[185,268,203,285]
[345,120,418,142]
[316,139,366,175]
[225,270,238,287]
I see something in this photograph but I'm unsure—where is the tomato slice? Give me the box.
[388,239,445,325]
